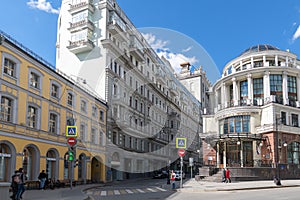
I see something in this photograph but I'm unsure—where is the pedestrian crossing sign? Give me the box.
[176,138,186,149]
[66,126,78,137]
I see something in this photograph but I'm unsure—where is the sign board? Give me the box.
[189,157,194,166]
[176,138,186,149]
[66,126,78,137]
[67,137,77,146]
[177,149,186,157]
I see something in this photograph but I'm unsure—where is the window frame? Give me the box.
[2,52,20,81]
[49,112,59,134]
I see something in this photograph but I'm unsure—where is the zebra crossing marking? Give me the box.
[155,187,167,192]
[136,188,145,193]
[125,189,134,194]
[114,190,121,195]
[100,191,107,196]
[146,188,156,192]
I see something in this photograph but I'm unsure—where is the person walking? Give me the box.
[10,170,20,200]
[225,168,231,183]
[221,168,226,183]
[38,170,47,190]
[170,170,176,190]
[15,168,26,200]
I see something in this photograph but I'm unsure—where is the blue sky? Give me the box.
[0,0,299,82]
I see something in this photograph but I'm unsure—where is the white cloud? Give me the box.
[292,25,300,41]
[182,46,193,53]
[142,33,198,73]
[27,0,60,14]
[142,33,169,51]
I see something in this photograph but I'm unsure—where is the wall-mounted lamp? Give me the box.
[237,141,241,145]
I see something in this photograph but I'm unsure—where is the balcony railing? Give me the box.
[68,19,94,32]
[67,39,94,54]
[69,1,95,14]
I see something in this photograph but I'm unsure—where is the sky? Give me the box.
[0,0,299,82]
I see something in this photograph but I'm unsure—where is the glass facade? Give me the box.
[221,115,250,134]
[288,142,300,164]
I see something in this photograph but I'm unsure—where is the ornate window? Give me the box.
[3,58,15,77]
[49,113,58,134]
[222,115,250,134]
[0,96,12,122]
[27,106,37,128]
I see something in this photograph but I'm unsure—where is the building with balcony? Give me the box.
[204,44,300,178]
[56,0,203,180]
[0,30,107,183]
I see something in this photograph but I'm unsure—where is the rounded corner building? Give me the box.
[206,44,300,179]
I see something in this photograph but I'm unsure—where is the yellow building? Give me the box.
[0,31,107,184]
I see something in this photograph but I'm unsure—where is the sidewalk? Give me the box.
[21,184,100,200]
[178,179,300,192]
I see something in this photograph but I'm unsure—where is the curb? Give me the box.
[177,184,300,193]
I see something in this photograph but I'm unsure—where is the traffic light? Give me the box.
[68,151,74,161]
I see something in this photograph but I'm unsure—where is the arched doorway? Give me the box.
[78,153,86,183]
[22,144,40,180]
[46,149,59,180]
[0,141,16,181]
[91,157,102,183]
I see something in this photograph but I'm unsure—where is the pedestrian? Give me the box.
[15,168,26,200]
[225,168,231,183]
[38,170,47,190]
[170,170,176,190]
[221,168,226,183]
[10,170,20,200]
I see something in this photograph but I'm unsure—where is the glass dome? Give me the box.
[240,44,279,56]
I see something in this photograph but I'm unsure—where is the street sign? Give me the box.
[178,149,186,157]
[176,138,186,149]
[67,137,77,146]
[66,126,78,137]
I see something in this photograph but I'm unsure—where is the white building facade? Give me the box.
[205,45,300,177]
[56,0,202,180]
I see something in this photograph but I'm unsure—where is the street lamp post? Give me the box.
[274,117,281,186]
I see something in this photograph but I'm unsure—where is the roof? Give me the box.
[240,44,279,56]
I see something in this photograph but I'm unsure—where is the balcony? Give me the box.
[67,39,94,54]
[155,68,166,84]
[101,39,129,63]
[169,81,178,96]
[129,35,144,61]
[69,1,95,14]
[68,19,94,33]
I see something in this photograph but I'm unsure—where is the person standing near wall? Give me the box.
[225,168,231,183]
[170,170,176,190]
[38,170,47,190]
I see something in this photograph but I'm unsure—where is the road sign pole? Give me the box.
[180,157,183,188]
[70,160,73,190]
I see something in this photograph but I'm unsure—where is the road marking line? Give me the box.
[86,191,93,195]
[114,190,121,195]
[125,189,134,194]
[155,187,167,192]
[100,191,107,196]
[94,191,100,196]
[147,188,156,192]
[136,189,145,193]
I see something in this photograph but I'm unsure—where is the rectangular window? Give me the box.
[81,100,87,112]
[0,96,12,122]
[4,58,15,77]
[270,74,283,103]
[99,110,104,121]
[28,106,37,128]
[67,93,73,106]
[253,78,264,102]
[288,76,297,104]
[92,106,97,117]
[30,72,40,89]
[281,112,287,125]
[49,113,57,134]
[292,114,298,127]
[51,84,59,98]
[91,128,96,144]
[80,124,85,141]
[240,80,248,105]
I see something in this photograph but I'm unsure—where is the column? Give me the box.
[264,71,270,100]
[275,55,278,66]
[216,142,220,167]
[223,142,227,167]
[247,74,253,105]
[263,55,266,67]
[251,57,254,68]
[222,83,227,108]
[282,71,288,105]
[286,56,289,67]
[240,141,243,167]
[232,77,238,106]
[240,60,243,69]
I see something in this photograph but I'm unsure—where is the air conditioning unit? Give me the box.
[284,99,289,105]
[296,101,300,108]
[270,95,276,102]
[246,99,251,105]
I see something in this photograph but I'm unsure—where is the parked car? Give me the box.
[174,170,186,180]
[153,170,168,179]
